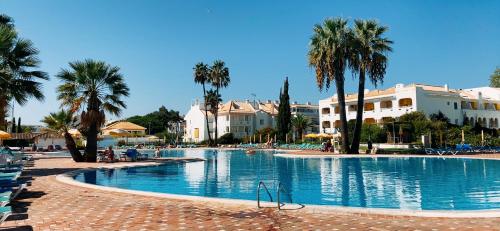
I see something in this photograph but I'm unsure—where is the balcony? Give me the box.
[364,118,376,124]
[364,102,375,112]
[321,107,331,115]
[398,98,413,108]
[380,100,393,110]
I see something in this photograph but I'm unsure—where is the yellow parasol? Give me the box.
[305,133,319,138]
[0,130,10,146]
[0,130,11,139]
[147,135,159,140]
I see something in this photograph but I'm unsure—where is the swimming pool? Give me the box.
[73,149,500,210]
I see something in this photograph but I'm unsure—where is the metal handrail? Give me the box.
[257,181,273,208]
[277,182,293,210]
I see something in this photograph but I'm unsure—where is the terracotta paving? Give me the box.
[1,155,500,231]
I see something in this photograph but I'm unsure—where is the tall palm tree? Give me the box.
[291,114,311,141]
[209,60,230,146]
[193,62,213,145]
[0,14,14,28]
[349,20,393,153]
[57,59,129,162]
[0,16,48,130]
[205,89,222,119]
[308,17,352,153]
[41,110,84,162]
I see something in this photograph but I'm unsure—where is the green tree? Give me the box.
[193,62,213,145]
[0,14,48,130]
[16,116,21,133]
[209,60,230,146]
[349,19,393,153]
[291,114,310,141]
[41,110,84,162]
[308,17,352,153]
[399,111,431,142]
[277,77,291,142]
[57,60,129,162]
[11,117,15,133]
[126,106,183,135]
[490,67,500,88]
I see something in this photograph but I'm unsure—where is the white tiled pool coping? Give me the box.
[56,157,500,218]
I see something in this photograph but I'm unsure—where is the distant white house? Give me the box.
[291,102,319,134]
[318,83,500,134]
[183,99,319,143]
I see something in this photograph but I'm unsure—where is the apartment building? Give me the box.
[318,83,500,134]
[184,99,319,142]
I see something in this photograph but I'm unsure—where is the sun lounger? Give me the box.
[0,206,12,224]
[0,183,26,200]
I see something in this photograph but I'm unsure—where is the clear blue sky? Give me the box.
[2,0,499,124]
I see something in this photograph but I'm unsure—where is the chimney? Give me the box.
[245,99,250,103]
[275,100,279,104]
[307,101,312,105]
[293,101,298,104]
[444,84,449,92]
[267,100,272,104]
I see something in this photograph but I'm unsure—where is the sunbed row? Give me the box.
[0,148,32,224]
[424,144,500,155]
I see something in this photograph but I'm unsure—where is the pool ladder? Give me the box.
[257,181,294,210]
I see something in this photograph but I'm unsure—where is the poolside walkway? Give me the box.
[1,155,500,231]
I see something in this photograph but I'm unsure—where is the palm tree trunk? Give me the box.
[202,83,213,145]
[0,96,7,130]
[214,112,218,147]
[64,132,84,162]
[85,120,98,162]
[351,68,366,154]
[214,87,220,147]
[335,78,351,153]
[84,95,99,162]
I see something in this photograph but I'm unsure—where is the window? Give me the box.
[455,119,458,124]
[447,102,450,106]
[225,126,229,132]
[454,102,458,110]
[245,115,249,121]
[260,119,264,125]
[244,126,249,132]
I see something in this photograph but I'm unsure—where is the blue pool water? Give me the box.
[74,149,500,210]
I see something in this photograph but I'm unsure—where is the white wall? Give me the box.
[184,104,212,142]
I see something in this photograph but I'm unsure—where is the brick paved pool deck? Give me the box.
[1,153,500,231]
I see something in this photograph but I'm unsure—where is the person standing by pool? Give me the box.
[105,146,115,162]
[154,147,161,158]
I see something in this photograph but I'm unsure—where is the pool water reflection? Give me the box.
[74,149,500,210]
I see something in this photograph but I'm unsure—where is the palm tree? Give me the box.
[0,16,48,130]
[57,59,129,162]
[0,14,14,28]
[308,17,352,153]
[41,110,84,162]
[291,114,311,141]
[209,60,230,146]
[205,89,222,139]
[193,62,213,145]
[349,20,393,153]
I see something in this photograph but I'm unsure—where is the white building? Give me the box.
[291,102,320,134]
[184,99,319,143]
[319,83,500,134]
